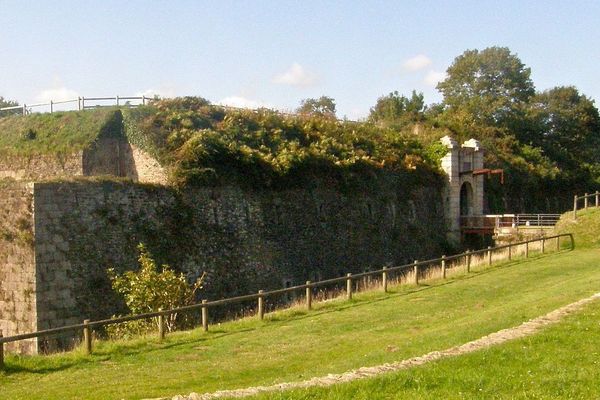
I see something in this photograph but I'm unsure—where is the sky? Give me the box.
[1,0,599,119]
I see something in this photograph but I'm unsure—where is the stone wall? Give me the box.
[0,153,83,181]
[0,182,37,353]
[29,178,446,346]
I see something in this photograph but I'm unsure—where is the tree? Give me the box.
[368,90,425,126]
[296,96,336,118]
[526,86,600,168]
[437,47,535,129]
[0,96,20,116]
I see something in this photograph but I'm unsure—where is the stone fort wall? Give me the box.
[1,178,446,352]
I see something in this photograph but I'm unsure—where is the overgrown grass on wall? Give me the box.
[0,109,121,157]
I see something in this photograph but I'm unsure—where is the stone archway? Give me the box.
[460,181,474,216]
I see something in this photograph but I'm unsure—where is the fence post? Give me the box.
[596,191,599,208]
[22,104,27,115]
[525,241,529,258]
[83,319,92,355]
[574,195,578,219]
[258,290,265,320]
[487,246,492,266]
[306,281,312,310]
[466,251,471,273]
[116,95,120,106]
[382,268,388,292]
[441,255,446,279]
[78,97,82,111]
[556,235,560,251]
[346,273,353,300]
[541,236,545,253]
[584,193,589,209]
[50,100,54,113]
[158,309,165,341]
[508,244,512,260]
[142,95,146,105]
[413,261,419,285]
[201,300,208,332]
[0,330,4,369]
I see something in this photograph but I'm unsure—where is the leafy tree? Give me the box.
[525,86,600,169]
[107,243,205,332]
[437,47,535,130]
[296,96,336,118]
[368,90,425,126]
[0,96,20,116]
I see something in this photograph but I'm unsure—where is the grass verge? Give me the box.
[248,296,600,399]
[0,248,599,400]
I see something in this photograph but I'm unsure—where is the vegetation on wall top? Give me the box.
[0,108,121,157]
[122,97,445,189]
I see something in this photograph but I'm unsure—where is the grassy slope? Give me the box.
[1,247,600,399]
[0,109,119,156]
[250,299,600,400]
[242,209,600,400]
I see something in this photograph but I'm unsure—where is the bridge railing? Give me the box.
[0,233,574,368]
[573,192,600,219]
[461,214,561,231]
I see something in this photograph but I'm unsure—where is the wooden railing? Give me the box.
[573,192,600,219]
[0,96,154,115]
[0,233,574,368]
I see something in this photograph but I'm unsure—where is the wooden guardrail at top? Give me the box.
[0,233,574,368]
[573,192,600,219]
[0,96,154,115]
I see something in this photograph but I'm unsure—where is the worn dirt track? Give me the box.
[161,292,600,400]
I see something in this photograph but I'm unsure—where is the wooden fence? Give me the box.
[573,192,600,219]
[0,96,153,115]
[0,233,574,368]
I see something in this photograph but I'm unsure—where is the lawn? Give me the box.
[248,294,600,399]
[1,247,599,400]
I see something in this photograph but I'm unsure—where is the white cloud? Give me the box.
[402,54,432,72]
[272,63,318,87]
[136,86,177,99]
[218,96,272,109]
[424,70,447,87]
[35,87,79,103]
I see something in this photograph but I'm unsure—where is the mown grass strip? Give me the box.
[1,248,599,400]
[246,296,600,400]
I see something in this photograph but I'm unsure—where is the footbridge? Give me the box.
[461,214,561,238]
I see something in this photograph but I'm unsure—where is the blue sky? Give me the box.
[1,0,599,119]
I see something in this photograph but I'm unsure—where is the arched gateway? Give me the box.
[440,136,485,244]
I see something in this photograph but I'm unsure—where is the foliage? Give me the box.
[437,46,535,128]
[125,97,441,188]
[107,243,205,333]
[296,96,337,118]
[368,90,425,127]
[0,96,20,117]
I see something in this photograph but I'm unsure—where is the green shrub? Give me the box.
[107,243,205,336]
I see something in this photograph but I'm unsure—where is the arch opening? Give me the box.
[460,182,474,216]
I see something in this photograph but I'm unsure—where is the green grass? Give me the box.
[555,207,600,249]
[1,247,600,400]
[247,297,600,400]
[0,109,120,156]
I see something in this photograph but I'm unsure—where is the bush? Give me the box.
[107,243,205,336]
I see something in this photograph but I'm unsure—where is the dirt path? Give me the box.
[164,292,600,400]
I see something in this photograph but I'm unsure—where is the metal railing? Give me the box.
[0,96,154,115]
[573,191,600,219]
[0,233,573,368]
[461,214,561,231]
